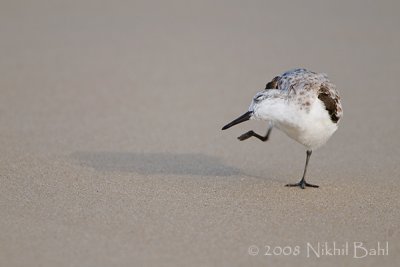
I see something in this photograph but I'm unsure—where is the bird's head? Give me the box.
[221,91,269,130]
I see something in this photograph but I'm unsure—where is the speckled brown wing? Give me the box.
[265,76,280,89]
[317,83,343,123]
[265,69,320,92]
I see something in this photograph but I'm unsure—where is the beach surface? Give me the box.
[1,1,400,266]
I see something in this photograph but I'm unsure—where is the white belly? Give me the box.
[275,100,338,150]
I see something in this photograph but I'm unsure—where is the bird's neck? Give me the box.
[254,98,299,126]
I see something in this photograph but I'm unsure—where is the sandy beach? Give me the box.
[1,1,400,266]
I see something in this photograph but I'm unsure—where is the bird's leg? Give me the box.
[285,150,319,189]
[237,126,272,142]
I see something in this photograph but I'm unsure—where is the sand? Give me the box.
[1,1,400,266]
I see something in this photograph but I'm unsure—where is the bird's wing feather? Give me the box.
[317,83,343,123]
[265,68,323,92]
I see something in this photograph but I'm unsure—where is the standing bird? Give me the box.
[221,68,342,189]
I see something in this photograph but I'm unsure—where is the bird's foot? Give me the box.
[285,180,319,189]
[237,131,254,141]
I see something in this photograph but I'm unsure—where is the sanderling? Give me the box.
[222,68,342,189]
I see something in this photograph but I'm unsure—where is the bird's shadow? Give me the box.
[70,151,242,177]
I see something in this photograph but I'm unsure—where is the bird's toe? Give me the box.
[237,131,253,141]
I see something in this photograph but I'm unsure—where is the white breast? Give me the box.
[254,96,338,150]
[275,99,338,150]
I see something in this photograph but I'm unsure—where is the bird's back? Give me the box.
[265,68,343,123]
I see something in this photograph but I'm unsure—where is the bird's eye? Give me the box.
[254,95,264,102]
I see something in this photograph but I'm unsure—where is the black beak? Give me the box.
[221,111,252,130]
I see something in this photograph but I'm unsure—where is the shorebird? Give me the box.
[222,68,342,189]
